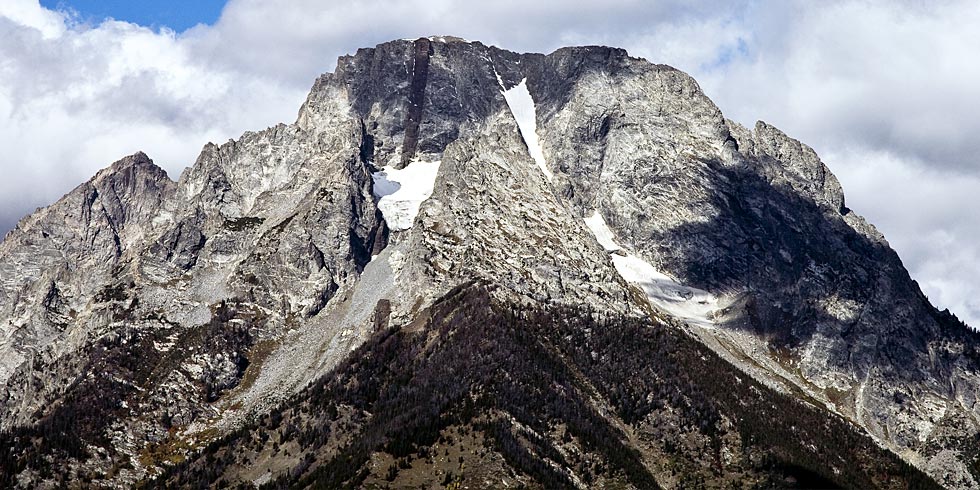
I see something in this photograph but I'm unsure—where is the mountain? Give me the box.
[0,36,977,489]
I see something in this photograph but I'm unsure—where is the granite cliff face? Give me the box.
[0,37,977,488]
[515,45,980,487]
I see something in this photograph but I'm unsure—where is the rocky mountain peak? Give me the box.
[739,119,846,212]
[95,150,165,179]
[87,151,175,230]
[0,37,978,489]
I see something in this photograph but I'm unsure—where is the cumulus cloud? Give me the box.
[690,1,980,169]
[674,1,980,326]
[827,147,980,325]
[1,0,978,326]
[0,0,308,230]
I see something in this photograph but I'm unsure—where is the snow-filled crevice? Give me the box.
[499,77,553,180]
[372,160,441,231]
[584,210,723,328]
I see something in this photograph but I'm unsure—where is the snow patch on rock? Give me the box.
[584,211,622,252]
[611,254,721,329]
[373,160,441,231]
[584,211,722,328]
[500,78,553,180]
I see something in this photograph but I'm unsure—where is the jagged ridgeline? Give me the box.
[0,36,977,489]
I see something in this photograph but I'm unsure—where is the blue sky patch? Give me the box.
[40,0,227,31]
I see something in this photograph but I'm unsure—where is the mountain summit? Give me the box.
[1,37,977,489]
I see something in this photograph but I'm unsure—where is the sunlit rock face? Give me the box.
[0,37,977,488]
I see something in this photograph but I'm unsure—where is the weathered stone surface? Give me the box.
[0,37,977,488]
[0,152,174,383]
[518,46,980,487]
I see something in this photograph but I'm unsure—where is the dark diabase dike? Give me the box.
[399,38,433,167]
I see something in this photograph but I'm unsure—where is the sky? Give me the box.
[37,0,224,32]
[1,0,979,326]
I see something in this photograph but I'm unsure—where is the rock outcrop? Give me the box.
[0,37,977,489]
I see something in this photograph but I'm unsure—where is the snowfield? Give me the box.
[372,160,441,231]
[584,210,722,328]
[583,210,622,252]
[500,77,553,180]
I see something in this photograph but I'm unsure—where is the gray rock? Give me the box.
[0,37,977,488]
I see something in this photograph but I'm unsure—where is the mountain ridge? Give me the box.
[0,37,977,488]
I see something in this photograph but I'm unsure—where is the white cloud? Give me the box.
[827,147,980,326]
[0,1,307,229]
[693,1,980,169]
[676,1,980,326]
[1,0,978,325]
[0,0,64,38]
